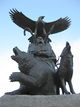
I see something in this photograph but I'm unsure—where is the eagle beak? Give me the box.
[42,16,45,19]
[38,16,45,20]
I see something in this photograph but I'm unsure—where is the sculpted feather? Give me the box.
[9,9,71,37]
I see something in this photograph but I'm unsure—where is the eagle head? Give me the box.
[38,16,45,21]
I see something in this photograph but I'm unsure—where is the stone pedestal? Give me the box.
[0,94,80,107]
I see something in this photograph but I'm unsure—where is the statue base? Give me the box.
[0,94,80,107]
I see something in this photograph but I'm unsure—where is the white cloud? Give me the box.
[0,41,80,97]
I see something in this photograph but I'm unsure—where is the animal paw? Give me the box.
[9,72,21,82]
[65,91,70,94]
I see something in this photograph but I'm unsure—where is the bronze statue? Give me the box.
[5,46,57,95]
[9,9,70,42]
[56,42,75,94]
[5,9,75,95]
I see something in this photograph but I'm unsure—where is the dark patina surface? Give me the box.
[5,9,75,95]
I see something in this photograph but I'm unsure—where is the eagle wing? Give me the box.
[9,9,36,32]
[45,17,71,34]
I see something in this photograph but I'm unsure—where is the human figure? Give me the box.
[28,36,57,71]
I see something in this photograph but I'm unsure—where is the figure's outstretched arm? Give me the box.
[47,25,55,35]
[44,25,55,43]
[24,27,34,36]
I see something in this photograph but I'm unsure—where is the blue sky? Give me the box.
[0,0,80,53]
[0,0,80,96]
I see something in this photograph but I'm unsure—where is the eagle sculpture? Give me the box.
[9,9,71,42]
